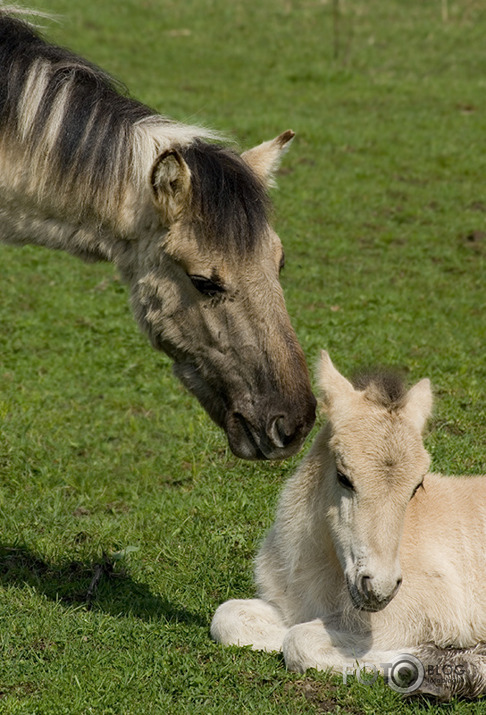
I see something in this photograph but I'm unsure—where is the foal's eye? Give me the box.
[411,480,424,499]
[279,252,286,273]
[188,275,225,297]
[337,471,354,491]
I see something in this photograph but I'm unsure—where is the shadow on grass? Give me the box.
[0,544,206,626]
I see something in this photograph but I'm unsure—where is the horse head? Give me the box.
[0,13,313,461]
[317,351,432,611]
[129,132,316,460]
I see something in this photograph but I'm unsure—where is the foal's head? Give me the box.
[130,132,316,460]
[318,352,432,611]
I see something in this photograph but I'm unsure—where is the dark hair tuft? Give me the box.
[180,141,270,254]
[353,369,407,409]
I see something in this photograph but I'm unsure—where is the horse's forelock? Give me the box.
[180,141,271,255]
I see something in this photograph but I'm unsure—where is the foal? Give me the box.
[212,352,486,699]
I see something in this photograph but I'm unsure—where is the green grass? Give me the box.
[1,0,485,712]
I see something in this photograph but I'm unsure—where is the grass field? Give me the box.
[1,0,485,712]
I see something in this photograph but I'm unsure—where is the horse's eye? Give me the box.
[279,252,285,273]
[337,471,354,491]
[411,480,424,499]
[189,275,225,297]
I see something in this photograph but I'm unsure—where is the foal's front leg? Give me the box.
[283,621,486,699]
[211,598,288,652]
[283,619,403,675]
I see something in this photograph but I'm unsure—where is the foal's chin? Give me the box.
[347,582,396,613]
[354,599,391,613]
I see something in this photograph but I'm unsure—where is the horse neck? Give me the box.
[0,139,157,270]
[0,195,135,265]
[0,109,161,266]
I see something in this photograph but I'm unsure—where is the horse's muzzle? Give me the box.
[227,402,316,460]
[173,361,316,460]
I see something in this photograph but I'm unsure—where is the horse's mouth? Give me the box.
[230,413,267,460]
[226,413,302,460]
[173,361,312,460]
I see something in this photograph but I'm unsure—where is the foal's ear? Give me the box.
[241,130,295,188]
[150,150,192,225]
[317,351,354,411]
[402,378,433,433]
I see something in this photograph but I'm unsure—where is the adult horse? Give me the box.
[0,8,316,460]
[212,352,486,699]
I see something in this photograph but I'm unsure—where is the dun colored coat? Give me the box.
[0,7,316,460]
[212,352,486,699]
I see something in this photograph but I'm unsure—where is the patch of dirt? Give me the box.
[464,229,485,242]
[0,682,38,699]
[284,679,364,714]
[468,202,486,212]
[462,230,486,254]
[73,506,91,517]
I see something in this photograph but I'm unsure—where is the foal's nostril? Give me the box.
[360,575,372,598]
[358,574,402,603]
[391,577,402,598]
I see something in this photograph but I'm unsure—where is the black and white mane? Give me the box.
[0,8,268,252]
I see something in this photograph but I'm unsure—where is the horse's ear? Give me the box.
[150,150,191,225]
[241,130,295,187]
[317,351,354,412]
[402,378,433,433]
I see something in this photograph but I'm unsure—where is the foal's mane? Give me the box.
[352,370,407,410]
[0,10,269,251]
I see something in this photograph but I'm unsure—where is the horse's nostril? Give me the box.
[267,415,292,449]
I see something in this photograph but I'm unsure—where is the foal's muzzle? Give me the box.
[347,573,403,612]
